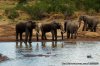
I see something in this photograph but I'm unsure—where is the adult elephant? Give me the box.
[64,20,79,39]
[16,21,39,43]
[40,21,64,40]
[78,15,99,32]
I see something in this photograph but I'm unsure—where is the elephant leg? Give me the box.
[16,32,19,41]
[41,32,44,40]
[29,31,32,43]
[24,29,28,48]
[55,30,57,41]
[86,26,89,31]
[61,32,63,40]
[83,23,87,31]
[88,25,93,32]
[67,32,70,39]
[52,31,54,40]
[94,27,96,32]
[41,32,46,40]
[74,31,77,39]
[89,26,93,32]
[71,33,73,39]
[20,33,22,41]
[36,32,39,41]
[93,25,97,32]
[44,33,47,40]
[25,29,29,43]
[82,25,85,31]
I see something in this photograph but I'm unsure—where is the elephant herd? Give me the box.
[16,15,100,43]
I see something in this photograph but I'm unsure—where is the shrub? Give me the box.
[14,0,77,20]
[83,0,100,12]
[18,0,27,4]
[5,9,19,20]
[15,0,100,20]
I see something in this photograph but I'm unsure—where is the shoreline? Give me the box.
[0,36,100,42]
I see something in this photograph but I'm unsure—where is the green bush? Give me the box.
[16,1,49,20]
[18,0,27,4]
[14,0,100,20]
[5,9,19,20]
[17,0,76,20]
[21,5,47,20]
[83,0,100,12]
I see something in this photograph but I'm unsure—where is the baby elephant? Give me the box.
[40,21,64,40]
[64,20,79,39]
[16,21,39,43]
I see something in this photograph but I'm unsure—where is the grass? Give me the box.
[0,1,16,10]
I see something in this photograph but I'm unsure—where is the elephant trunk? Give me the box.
[64,22,67,32]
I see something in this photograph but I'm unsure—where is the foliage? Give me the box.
[5,8,19,20]
[14,0,100,20]
[83,0,100,12]
[18,0,27,4]
[15,0,76,20]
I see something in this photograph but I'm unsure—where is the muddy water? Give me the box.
[0,41,100,66]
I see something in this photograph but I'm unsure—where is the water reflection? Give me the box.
[64,41,77,45]
[0,42,100,66]
[15,41,64,58]
[41,41,64,48]
[16,41,32,48]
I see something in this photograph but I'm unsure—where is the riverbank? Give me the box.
[0,36,100,42]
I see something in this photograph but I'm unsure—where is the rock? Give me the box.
[87,55,92,58]
[85,32,100,38]
[0,53,9,62]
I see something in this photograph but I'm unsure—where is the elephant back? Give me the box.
[16,22,26,32]
[40,23,52,32]
[65,20,79,32]
[26,21,36,29]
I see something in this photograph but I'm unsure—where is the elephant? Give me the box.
[16,21,39,43]
[78,15,99,32]
[40,21,64,40]
[64,20,79,39]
